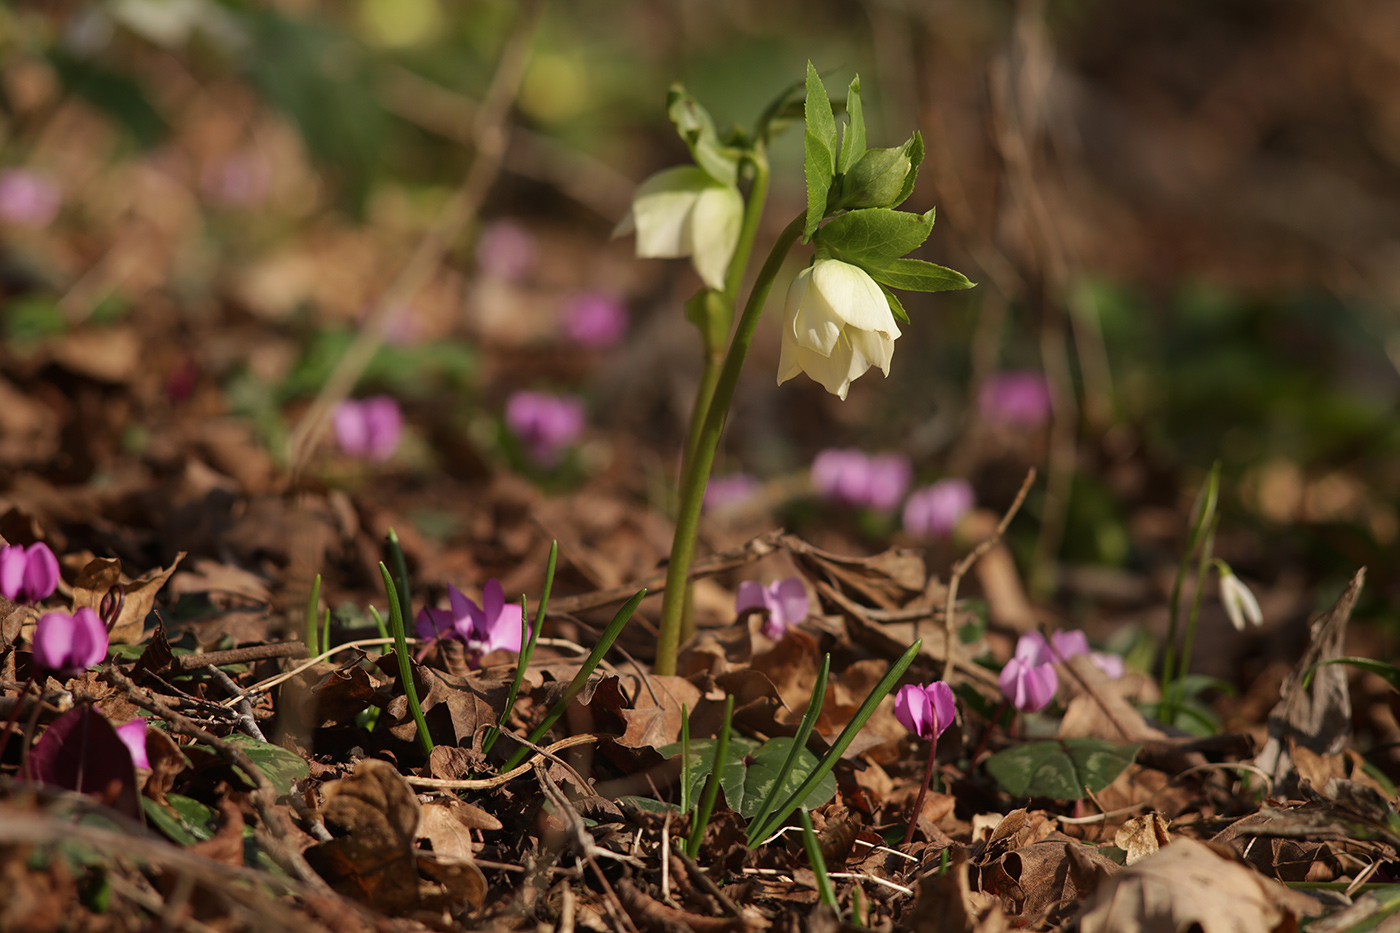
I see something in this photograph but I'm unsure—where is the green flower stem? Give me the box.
[655,210,806,676]
[1171,513,1218,719]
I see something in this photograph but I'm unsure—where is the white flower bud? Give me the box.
[777,259,901,400]
[1219,568,1263,631]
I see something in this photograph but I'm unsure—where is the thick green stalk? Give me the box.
[655,211,806,675]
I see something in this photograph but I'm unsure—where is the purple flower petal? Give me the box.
[926,681,957,738]
[998,655,1058,712]
[32,608,108,677]
[894,683,934,737]
[979,371,1052,427]
[735,581,769,616]
[864,453,913,512]
[1049,629,1090,661]
[1090,652,1125,680]
[22,544,59,602]
[772,579,809,632]
[115,719,150,770]
[0,545,26,602]
[902,479,976,539]
[416,606,454,642]
[562,292,628,348]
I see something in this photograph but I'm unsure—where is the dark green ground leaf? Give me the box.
[985,739,1139,800]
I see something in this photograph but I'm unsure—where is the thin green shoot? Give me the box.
[750,653,829,834]
[799,808,837,909]
[320,607,331,655]
[853,882,868,928]
[1170,513,1218,723]
[501,588,646,772]
[483,541,557,755]
[386,528,414,631]
[368,606,390,641]
[679,703,692,813]
[304,574,322,656]
[749,640,921,845]
[379,563,433,757]
[687,694,733,858]
[1159,463,1219,722]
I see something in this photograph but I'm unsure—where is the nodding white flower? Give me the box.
[622,167,743,291]
[1217,563,1263,631]
[777,259,901,400]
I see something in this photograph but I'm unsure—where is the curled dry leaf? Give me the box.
[1077,837,1321,933]
[1115,812,1172,866]
[309,758,422,913]
[71,552,185,644]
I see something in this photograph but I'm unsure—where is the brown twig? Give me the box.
[173,642,308,670]
[285,0,546,476]
[941,469,1037,684]
[403,734,598,789]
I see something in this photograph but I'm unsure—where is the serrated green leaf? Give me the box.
[816,208,935,262]
[803,63,837,242]
[222,735,310,795]
[984,739,1139,800]
[834,146,913,211]
[666,86,739,185]
[837,76,865,174]
[857,256,975,293]
[893,131,924,207]
[881,285,910,325]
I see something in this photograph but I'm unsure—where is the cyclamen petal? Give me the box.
[32,608,108,677]
[894,681,956,740]
[735,578,809,639]
[0,543,60,604]
[115,719,150,770]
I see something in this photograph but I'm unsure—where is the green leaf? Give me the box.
[754,78,807,143]
[892,131,925,208]
[659,736,837,819]
[803,62,838,242]
[666,85,739,185]
[816,208,935,263]
[223,734,310,796]
[837,76,866,174]
[881,285,910,325]
[1305,657,1400,692]
[857,256,976,293]
[984,739,1139,800]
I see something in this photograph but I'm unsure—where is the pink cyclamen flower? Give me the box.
[979,371,1052,427]
[505,391,586,466]
[894,681,957,741]
[1049,628,1125,680]
[333,396,403,462]
[902,479,975,539]
[704,473,760,512]
[0,169,61,228]
[116,719,150,770]
[31,609,108,678]
[999,631,1058,712]
[476,219,536,282]
[0,542,60,604]
[735,578,809,639]
[810,449,911,511]
[416,579,525,667]
[201,151,272,208]
[562,292,628,348]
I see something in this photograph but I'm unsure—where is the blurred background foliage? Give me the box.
[2,0,1400,632]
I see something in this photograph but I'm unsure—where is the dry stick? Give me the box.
[107,668,330,893]
[173,643,307,670]
[203,665,267,743]
[284,0,545,476]
[404,734,598,789]
[940,469,1037,685]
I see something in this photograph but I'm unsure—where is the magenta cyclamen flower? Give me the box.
[735,578,809,639]
[0,169,61,228]
[979,371,1052,428]
[562,292,628,348]
[476,219,536,282]
[32,609,108,678]
[894,681,957,741]
[0,542,60,604]
[116,719,150,770]
[416,579,525,667]
[505,391,586,466]
[810,448,911,512]
[1049,629,1124,680]
[333,396,403,462]
[704,473,760,512]
[999,632,1058,712]
[902,479,975,539]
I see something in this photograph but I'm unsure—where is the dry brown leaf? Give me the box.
[1115,812,1172,865]
[1057,654,1166,744]
[417,799,499,859]
[72,552,185,644]
[308,758,421,913]
[614,674,702,749]
[1077,837,1321,933]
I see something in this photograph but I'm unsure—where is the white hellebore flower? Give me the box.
[1219,568,1263,631]
[777,259,901,400]
[623,166,743,291]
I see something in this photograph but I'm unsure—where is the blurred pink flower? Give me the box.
[562,292,628,348]
[902,479,975,538]
[735,578,808,639]
[116,719,150,770]
[32,608,108,678]
[416,579,526,667]
[0,169,61,228]
[333,396,403,462]
[201,151,272,207]
[703,473,760,512]
[999,632,1058,712]
[1049,629,1124,679]
[894,681,956,741]
[811,448,911,512]
[505,391,585,466]
[476,219,536,282]
[0,542,59,604]
[979,371,1052,427]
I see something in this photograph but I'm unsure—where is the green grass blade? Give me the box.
[749,640,921,845]
[321,607,331,655]
[386,528,414,631]
[485,541,557,755]
[368,605,389,641]
[380,562,434,757]
[750,653,829,834]
[799,808,837,909]
[687,694,733,858]
[680,702,692,813]
[304,574,322,656]
[501,587,647,772]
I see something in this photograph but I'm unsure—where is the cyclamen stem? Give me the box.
[0,669,36,769]
[903,733,940,846]
[654,210,806,676]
